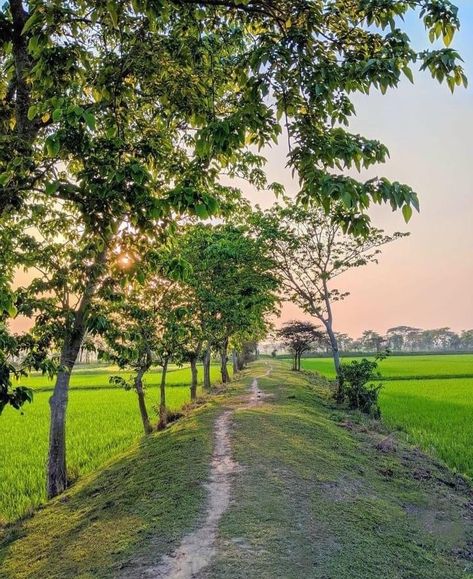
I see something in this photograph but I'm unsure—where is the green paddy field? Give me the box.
[0,364,226,522]
[296,354,473,480]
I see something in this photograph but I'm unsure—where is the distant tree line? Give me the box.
[293,326,473,355]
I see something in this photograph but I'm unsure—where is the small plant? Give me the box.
[338,357,384,418]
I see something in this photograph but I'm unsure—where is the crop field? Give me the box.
[0,364,226,523]
[296,354,473,479]
[379,378,473,478]
[298,354,473,380]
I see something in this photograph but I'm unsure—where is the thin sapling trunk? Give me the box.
[220,338,230,383]
[203,348,211,390]
[158,357,169,429]
[190,356,198,401]
[135,367,152,435]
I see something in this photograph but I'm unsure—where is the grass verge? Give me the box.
[203,363,473,579]
[0,397,225,578]
[0,364,227,522]
[1,362,472,579]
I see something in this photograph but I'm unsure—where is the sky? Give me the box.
[244,2,473,338]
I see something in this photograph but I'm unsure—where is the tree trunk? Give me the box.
[232,350,239,375]
[324,320,344,401]
[46,248,108,499]
[203,349,211,391]
[190,356,198,401]
[135,369,152,435]
[158,358,169,429]
[47,334,83,498]
[325,323,341,376]
[47,365,72,499]
[237,352,244,371]
[220,338,230,383]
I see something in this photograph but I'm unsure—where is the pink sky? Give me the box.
[242,4,473,337]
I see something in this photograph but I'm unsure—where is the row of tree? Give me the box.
[355,327,473,353]
[1,0,464,503]
[275,326,473,357]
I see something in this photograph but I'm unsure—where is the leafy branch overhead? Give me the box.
[0,0,467,232]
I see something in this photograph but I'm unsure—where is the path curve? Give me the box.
[145,371,270,578]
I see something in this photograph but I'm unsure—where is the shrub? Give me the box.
[338,358,383,418]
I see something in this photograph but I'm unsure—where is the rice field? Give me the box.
[299,354,473,380]
[297,353,473,480]
[0,364,226,522]
[379,378,473,478]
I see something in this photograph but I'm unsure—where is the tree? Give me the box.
[334,333,355,353]
[1,1,466,229]
[255,204,407,379]
[460,330,473,351]
[360,330,386,353]
[97,248,185,435]
[178,223,279,384]
[277,320,323,372]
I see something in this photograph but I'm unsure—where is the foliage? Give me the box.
[338,358,383,417]
[2,1,467,232]
[0,327,31,414]
[277,320,324,371]
[178,223,280,354]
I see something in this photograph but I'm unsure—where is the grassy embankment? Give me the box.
[294,354,473,480]
[1,361,472,578]
[0,364,226,522]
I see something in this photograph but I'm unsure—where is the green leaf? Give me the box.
[195,204,209,219]
[108,2,119,27]
[27,106,37,121]
[45,136,60,157]
[403,66,414,84]
[83,112,96,130]
[7,304,17,318]
[45,181,60,195]
[402,205,413,223]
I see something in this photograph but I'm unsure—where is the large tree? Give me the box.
[255,204,407,378]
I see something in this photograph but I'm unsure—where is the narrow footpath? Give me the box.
[146,377,269,578]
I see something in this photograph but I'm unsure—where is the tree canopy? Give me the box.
[1,1,467,230]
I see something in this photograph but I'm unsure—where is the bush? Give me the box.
[338,358,383,418]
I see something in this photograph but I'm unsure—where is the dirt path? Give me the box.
[145,375,269,578]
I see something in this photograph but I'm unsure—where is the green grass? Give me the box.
[298,354,473,482]
[204,364,473,579]
[0,402,219,579]
[0,364,227,523]
[380,378,473,479]
[1,362,471,579]
[15,364,211,391]
[298,353,473,380]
